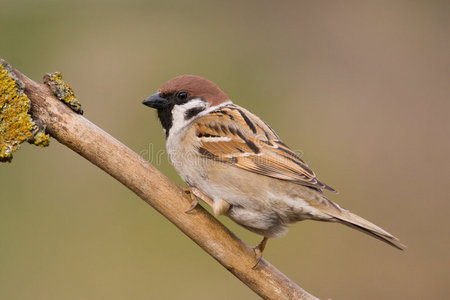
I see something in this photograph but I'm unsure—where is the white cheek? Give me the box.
[170,98,207,135]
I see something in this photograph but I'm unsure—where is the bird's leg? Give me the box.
[252,237,269,269]
[184,187,208,212]
[211,198,231,216]
[184,187,230,215]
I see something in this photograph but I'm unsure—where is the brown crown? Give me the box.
[158,75,230,106]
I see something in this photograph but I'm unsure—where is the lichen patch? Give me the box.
[0,60,50,162]
[44,72,83,114]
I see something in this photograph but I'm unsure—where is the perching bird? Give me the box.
[142,75,405,262]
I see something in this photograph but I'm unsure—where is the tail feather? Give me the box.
[332,209,406,250]
[312,198,407,250]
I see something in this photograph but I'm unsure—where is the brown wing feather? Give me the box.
[193,104,335,192]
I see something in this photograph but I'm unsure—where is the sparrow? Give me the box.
[142,75,405,262]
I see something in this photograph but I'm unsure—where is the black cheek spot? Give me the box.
[185,106,206,120]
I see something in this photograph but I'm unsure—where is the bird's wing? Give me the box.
[191,104,335,192]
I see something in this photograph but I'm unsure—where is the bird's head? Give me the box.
[143,75,231,137]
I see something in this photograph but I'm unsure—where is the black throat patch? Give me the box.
[157,103,175,138]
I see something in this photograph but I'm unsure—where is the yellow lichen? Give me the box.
[0,60,51,162]
[0,63,34,162]
[30,128,50,147]
[44,72,83,114]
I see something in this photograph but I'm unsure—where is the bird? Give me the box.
[142,75,405,264]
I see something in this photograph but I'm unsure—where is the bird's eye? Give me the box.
[177,91,188,101]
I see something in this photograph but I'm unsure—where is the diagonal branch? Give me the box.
[5,63,319,300]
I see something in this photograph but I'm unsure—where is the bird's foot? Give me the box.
[184,188,200,213]
[184,187,230,216]
[252,237,269,269]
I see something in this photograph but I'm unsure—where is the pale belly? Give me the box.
[170,150,331,238]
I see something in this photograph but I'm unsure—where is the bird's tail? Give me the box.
[313,199,406,250]
[330,208,406,250]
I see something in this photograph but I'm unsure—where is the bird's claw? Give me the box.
[252,247,263,269]
[184,188,199,213]
[251,237,269,269]
[185,197,199,213]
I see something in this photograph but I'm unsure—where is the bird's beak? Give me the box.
[142,93,169,109]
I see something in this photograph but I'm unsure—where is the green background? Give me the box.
[1,1,449,299]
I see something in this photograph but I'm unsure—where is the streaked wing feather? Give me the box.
[193,104,335,192]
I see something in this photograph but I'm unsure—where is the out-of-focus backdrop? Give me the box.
[1,1,449,299]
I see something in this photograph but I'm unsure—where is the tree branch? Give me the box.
[5,62,319,300]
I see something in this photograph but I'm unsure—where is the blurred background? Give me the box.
[1,1,449,299]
